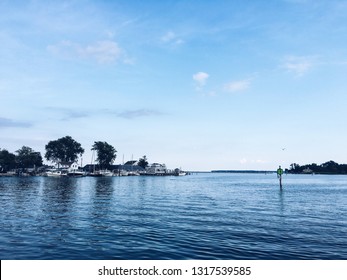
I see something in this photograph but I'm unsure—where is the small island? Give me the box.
[286,161,347,175]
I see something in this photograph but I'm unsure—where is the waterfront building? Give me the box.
[146,163,167,175]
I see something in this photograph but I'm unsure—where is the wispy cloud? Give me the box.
[282,56,314,76]
[44,107,164,121]
[193,72,209,90]
[47,40,129,64]
[224,79,250,93]
[161,31,175,42]
[161,31,184,46]
[0,117,32,128]
[45,107,90,121]
[116,109,164,119]
[81,41,123,63]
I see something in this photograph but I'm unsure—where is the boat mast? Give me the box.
[91,150,96,173]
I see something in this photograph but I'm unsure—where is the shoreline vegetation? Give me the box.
[1,135,347,176]
[0,135,188,177]
[212,160,347,175]
[285,161,347,175]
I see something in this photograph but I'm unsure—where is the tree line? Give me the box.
[287,160,347,174]
[0,135,149,172]
[0,146,43,172]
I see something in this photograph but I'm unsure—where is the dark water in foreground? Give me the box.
[0,173,346,259]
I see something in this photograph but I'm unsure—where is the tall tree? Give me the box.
[0,149,16,172]
[91,141,117,169]
[45,136,84,164]
[16,146,43,168]
[137,155,149,169]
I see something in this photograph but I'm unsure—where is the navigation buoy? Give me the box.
[277,165,284,189]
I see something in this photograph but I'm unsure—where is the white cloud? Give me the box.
[161,31,184,46]
[224,79,250,92]
[282,56,314,76]
[47,40,127,64]
[193,72,209,89]
[81,41,122,63]
[161,31,176,42]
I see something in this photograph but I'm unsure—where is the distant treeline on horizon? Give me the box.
[212,170,274,173]
[287,161,347,174]
[213,160,347,175]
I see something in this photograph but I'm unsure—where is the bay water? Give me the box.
[0,173,346,259]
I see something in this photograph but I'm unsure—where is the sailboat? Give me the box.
[127,154,140,176]
[88,150,115,177]
[88,150,101,176]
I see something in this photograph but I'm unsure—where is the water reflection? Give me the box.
[0,174,346,259]
[278,188,285,214]
[41,177,79,216]
[93,177,115,197]
[90,177,115,222]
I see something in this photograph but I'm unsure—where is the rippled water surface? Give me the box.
[0,173,346,259]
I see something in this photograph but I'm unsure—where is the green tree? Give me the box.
[0,149,16,172]
[137,155,149,169]
[45,136,84,165]
[91,141,117,169]
[16,146,43,168]
[289,163,302,173]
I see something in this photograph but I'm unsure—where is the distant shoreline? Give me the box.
[212,170,275,174]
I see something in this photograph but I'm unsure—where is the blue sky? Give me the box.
[1,0,347,171]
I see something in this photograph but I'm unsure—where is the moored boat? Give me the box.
[67,170,86,177]
[88,170,114,177]
[174,168,187,176]
[45,169,67,177]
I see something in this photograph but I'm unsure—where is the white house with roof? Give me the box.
[58,162,79,172]
[146,163,167,175]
